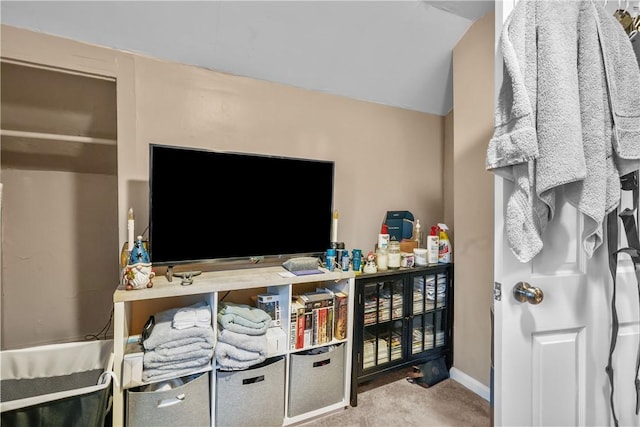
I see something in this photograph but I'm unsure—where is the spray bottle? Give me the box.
[427,226,439,264]
[437,223,452,263]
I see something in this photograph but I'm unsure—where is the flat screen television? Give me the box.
[149,144,335,267]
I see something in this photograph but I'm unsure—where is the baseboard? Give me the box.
[449,367,490,402]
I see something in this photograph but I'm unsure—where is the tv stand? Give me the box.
[112,265,355,426]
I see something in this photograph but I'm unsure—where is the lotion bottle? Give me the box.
[427,226,439,264]
[378,224,390,249]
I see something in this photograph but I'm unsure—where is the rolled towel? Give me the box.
[217,303,271,336]
[218,315,270,336]
[217,328,267,353]
[214,341,265,371]
[214,341,265,361]
[218,302,272,325]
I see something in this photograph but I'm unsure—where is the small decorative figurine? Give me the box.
[122,236,155,290]
[363,250,378,274]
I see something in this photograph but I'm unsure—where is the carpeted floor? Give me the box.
[299,372,491,427]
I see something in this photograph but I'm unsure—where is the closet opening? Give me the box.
[1,60,119,349]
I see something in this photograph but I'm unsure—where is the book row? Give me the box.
[289,288,349,350]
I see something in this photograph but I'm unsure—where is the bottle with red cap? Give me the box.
[427,226,439,264]
[378,224,390,249]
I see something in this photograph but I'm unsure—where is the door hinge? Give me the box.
[493,282,502,301]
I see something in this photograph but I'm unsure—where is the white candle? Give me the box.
[331,210,339,242]
[127,208,135,251]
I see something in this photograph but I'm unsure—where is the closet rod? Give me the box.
[0,129,116,146]
[0,58,116,82]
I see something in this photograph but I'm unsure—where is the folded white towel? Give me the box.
[172,302,212,329]
[196,306,211,326]
[173,309,196,330]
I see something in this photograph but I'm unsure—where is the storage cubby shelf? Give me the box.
[112,265,355,427]
[113,267,353,302]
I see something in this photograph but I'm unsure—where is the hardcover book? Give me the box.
[334,291,348,341]
[299,290,334,346]
[290,300,306,349]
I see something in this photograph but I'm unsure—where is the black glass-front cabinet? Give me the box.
[351,263,453,406]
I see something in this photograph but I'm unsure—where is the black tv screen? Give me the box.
[149,144,335,266]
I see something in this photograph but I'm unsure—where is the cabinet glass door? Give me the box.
[411,272,447,354]
[362,279,404,370]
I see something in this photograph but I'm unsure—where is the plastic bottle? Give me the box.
[437,223,452,263]
[427,226,439,264]
[414,219,424,248]
[342,250,350,271]
[326,248,337,271]
[352,249,362,273]
[378,224,390,249]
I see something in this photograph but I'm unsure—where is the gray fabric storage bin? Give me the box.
[126,371,210,427]
[216,357,285,427]
[288,344,345,417]
[0,340,114,427]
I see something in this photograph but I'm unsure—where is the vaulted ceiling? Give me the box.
[0,1,495,116]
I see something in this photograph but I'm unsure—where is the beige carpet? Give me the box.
[299,375,491,427]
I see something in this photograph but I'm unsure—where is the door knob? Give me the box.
[513,282,544,304]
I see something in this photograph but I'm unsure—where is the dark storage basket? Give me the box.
[0,340,114,427]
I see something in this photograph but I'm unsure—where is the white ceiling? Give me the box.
[0,1,494,116]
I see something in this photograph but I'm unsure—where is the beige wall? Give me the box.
[127,55,445,253]
[1,169,118,348]
[443,110,454,235]
[1,25,446,349]
[451,12,495,387]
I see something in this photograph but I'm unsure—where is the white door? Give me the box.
[493,2,640,426]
